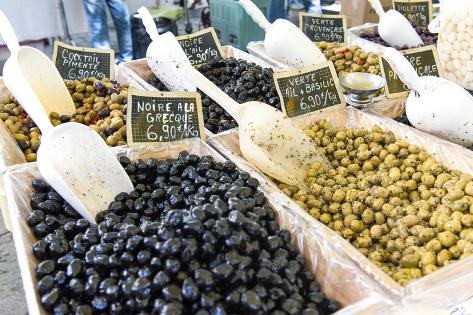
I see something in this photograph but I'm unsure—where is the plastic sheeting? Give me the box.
[5,138,390,315]
[208,106,473,314]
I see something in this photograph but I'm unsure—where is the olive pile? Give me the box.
[60,78,128,147]
[0,78,128,162]
[360,25,438,50]
[0,94,39,162]
[317,42,381,76]
[148,57,280,134]
[280,120,473,285]
[27,151,339,314]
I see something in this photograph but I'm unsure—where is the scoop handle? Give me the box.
[382,47,425,93]
[183,64,242,122]
[18,86,54,133]
[0,9,20,53]
[367,0,385,18]
[239,0,271,32]
[137,7,160,41]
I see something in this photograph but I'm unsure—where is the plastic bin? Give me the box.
[210,0,268,51]
[131,9,179,60]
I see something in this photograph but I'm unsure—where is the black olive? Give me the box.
[241,290,262,311]
[37,260,56,278]
[27,153,339,315]
[37,275,55,295]
[32,179,50,192]
[41,287,60,310]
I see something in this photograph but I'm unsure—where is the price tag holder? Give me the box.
[126,88,205,145]
[299,13,347,44]
[379,45,443,98]
[393,0,433,27]
[176,27,225,67]
[52,41,115,80]
[273,61,345,118]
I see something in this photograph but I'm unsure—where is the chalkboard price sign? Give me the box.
[393,0,432,27]
[52,41,115,81]
[126,88,205,144]
[379,45,443,98]
[273,61,345,118]
[299,13,348,44]
[176,28,225,67]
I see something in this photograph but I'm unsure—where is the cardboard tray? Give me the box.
[5,138,389,315]
[208,106,473,313]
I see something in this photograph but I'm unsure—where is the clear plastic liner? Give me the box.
[0,79,26,231]
[347,23,388,54]
[208,106,473,313]
[0,79,27,171]
[5,138,391,315]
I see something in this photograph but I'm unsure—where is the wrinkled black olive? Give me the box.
[27,152,339,315]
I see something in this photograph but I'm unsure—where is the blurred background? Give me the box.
[0,0,343,73]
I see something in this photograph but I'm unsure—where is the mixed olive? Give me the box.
[0,77,128,162]
[360,24,438,50]
[317,42,381,77]
[280,119,473,285]
[0,94,41,162]
[28,151,340,314]
[148,57,280,134]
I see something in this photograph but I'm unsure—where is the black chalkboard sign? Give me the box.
[299,13,347,44]
[380,45,443,98]
[273,62,345,118]
[176,28,225,67]
[393,0,432,27]
[126,88,205,144]
[52,41,115,80]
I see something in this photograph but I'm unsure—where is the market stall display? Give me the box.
[2,42,134,226]
[283,119,473,285]
[4,141,390,315]
[0,78,129,163]
[239,0,326,68]
[142,24,329,189]
[117,46,280,135]
[4,1,473,314]
[209,107,473,312]
[148,57,280,134]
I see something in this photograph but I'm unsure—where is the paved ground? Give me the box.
[0,215,27,315]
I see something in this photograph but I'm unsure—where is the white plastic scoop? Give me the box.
[138,9,330,187]
[368,0,424,48]
[137,7,196,92]
[0,10,75,116]
[239,0,326,69]
[382,47,473,146]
